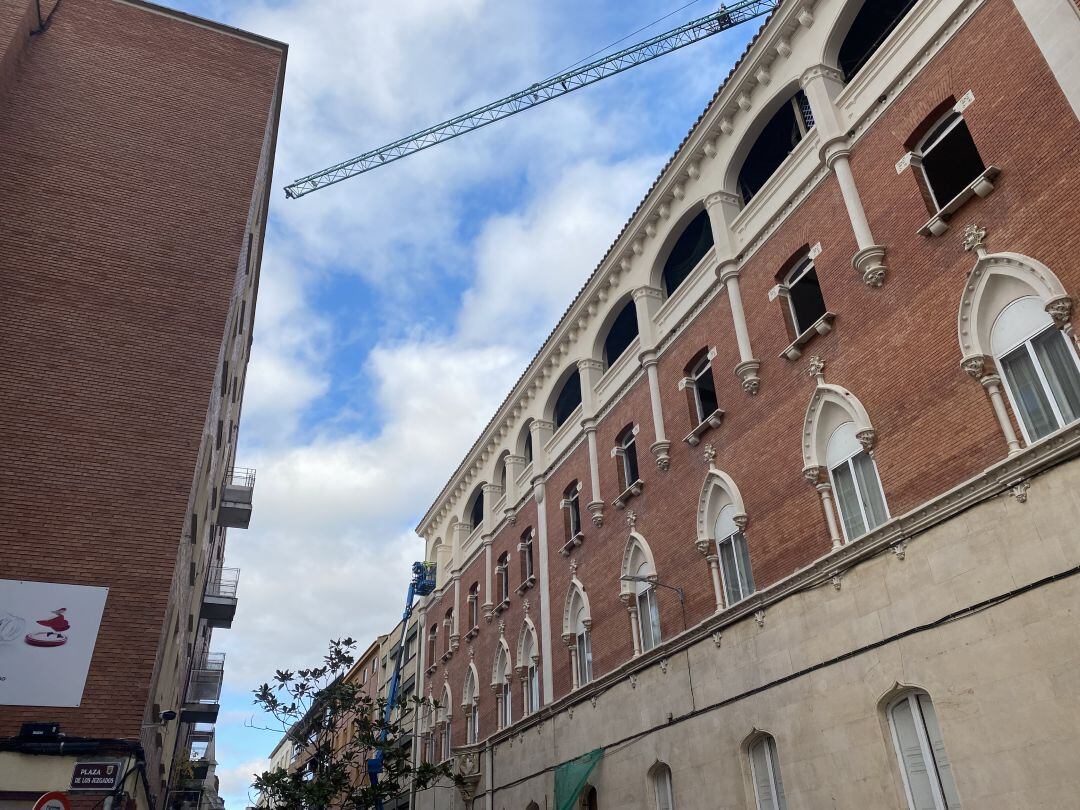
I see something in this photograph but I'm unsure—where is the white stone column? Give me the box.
[632,287,672,470]
[1011,0,1080,120]
[621,594,642,657]
[697,540,724,612]
[451,576,462,646]
[532,476,554,704]
[564,634,579,691]
[962,356,1022,455]
[805,467,842,549]
[704,193,761,394]
[482,539,494,621]
[503,454,526,523]
[800,64,888,287]
[577,358,607,525]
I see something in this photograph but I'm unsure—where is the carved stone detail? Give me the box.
[891,542,907,561]
[1046,296,1074,329]
[659,658,669,674]
[587,500,605,528]
[735,359,761,395]
[803,466,824,485]
[852,244,887,287]
[703,443,717,464]
[830,572,842,591]
[808,355,825,383]
[754,609,766,627]
[1009,480,1030,504]
[962,223,987,253]
[856,429,877,454]
[961,355,988,380]
[628,674,638,689]
[625,509,637,529]
[712,631,723,648]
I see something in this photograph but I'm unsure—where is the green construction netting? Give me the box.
[554,748,603,810]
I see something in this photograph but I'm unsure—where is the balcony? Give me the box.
[181,653,224,724]
[218,467,255,529]
[189,732,214,781]
[201,567,239,629]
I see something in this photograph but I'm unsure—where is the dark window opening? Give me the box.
[468,583,478,628]
[919,112,986,210]
[837,0,918,82]
[691,357,718,422]
[737,91,814,204]
[617,428,639,490]
[603,301,640,367]
[497,553,510,602]
[564,483,582,538]
[553,371,582,429]
[468,489,484,532]
[786,258,827,335]
[499,460,507,491]
[661,210,714,297]
[523,430,533,464]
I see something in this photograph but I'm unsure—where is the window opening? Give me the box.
[749,735,787,810]
[785,257,827,336]
[652,764,675,810]
[618,427,640,490]
[468,583,479,629]
[564,483,582,538]
[917,111,985,211]
[428,625,438,664]
[888,691,961,810]
[498,553,510,603]
[690,356,719,423]
[827,422,889,540]
[554,371,583,429]
[523,431,534,464]
[603,300,640,368]
[714,504,754,605]
[522,530,535,580]
[468,489,484,533]
[661,210,714,297]
[738,91,814,204]
[837,0,919,82]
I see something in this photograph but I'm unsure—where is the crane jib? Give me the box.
[284,0,779,198]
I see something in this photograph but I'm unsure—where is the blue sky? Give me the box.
[164,0,760,804]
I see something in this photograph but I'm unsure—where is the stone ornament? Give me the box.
[712,631,723,648]
[962,223,987,254]
[856,429,877,454]
[808,355,826,383]
[754,609,766,628]
[1045,296,1074,330]
[1009,480,1030,504]
[703,443,717,464]
[659,658,669,674]
[626,509,638,529]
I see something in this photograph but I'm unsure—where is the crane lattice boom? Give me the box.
[285,0,779,198]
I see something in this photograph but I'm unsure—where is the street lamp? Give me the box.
[620,575,687,631]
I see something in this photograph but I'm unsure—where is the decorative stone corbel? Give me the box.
[712,631,723,647]
[830,572,842,591]
[962,223,987,257]
[754,609,766,627]
[628,673,638,689]
[587,500,605,528]
[703,443,717,465]
[659,658,669,674]
[625,509,638,529]
[856,429,877,454]
[735,359,762,395]
[891,542,907,560]
[1008,480,1030,504]
[852,244,888,287]
[650,440,672,471]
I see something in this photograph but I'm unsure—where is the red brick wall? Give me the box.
[0,0,282,749]
[421,0,1080,745]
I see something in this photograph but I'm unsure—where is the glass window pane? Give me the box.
[734,531,756,597]
[697,366,718,418]
[1032,328,1080,425]
[655,767,674,810]
[719,538,742,605]
[852,453,889,530]
[750,740,779,810]
[891,699,938,810]
[789,266,827,335]
[625,442,640,484]
[831,461,867,539]
[917,695,961,809]
[767,739,787,810]
[1001,345,1059,440]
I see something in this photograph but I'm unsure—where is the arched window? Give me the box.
[493,643,512,729]
[650,763,675,810]
[622,535,661,654]
[497,552,510,605]
[463,665,479,744]
[991,297,1080,442]
[467,582,479,630]
[686,351,719,425]
[661,210,714,297]
[615,425,640,492]
[748,734,787,810]
[914,109,985,212]
[603,299,640,368]
[562,481,583,541]
[783,255,827,337]
[715,504,754,606]
[443,608,454,653]
[827,421,888,540]
[522,425,534,465]
[737,91,815,204]
[497,452,509,492]
[437,683,453,761]
[467,486,484,533]
[553,370,583,429]
[836,0,918,82]
[427,623,438,664]
[518,622,540,715]
[520,528,535,582]
[887,691,961,810]
[563,582,593,688]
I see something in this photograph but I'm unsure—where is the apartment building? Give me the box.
[0,1,285,807]
[409,1,1080,808]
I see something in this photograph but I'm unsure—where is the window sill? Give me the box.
[683,409,725,447]
[425,663,437,676]
[780,312,836,361]
[440,650,453,663]
[917,165,1000,237]
[494,598,511,614]
[560,532,584,557]
[613,480,644,510]
[515,575,536,595]
[464,625,479,641]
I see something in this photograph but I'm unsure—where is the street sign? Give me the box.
[33,793,70,810]
[70,760,123,791]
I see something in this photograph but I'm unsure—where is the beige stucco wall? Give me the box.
[417,453,1080,809]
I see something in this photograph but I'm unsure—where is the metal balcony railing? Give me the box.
[205,567,240,600]
[226,466,256,488]
[187,653,225,704]
[190,737,211,762]
[219,467,255,529]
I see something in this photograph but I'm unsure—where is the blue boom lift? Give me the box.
[367,560,437,808]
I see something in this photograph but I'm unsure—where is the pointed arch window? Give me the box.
[436,684,453,761]
[715,504,754,606]
[623,536,661,654]
[661,210,714,297]
[564,583,593,689]
[887,691,961,810]
[463,667,479,744]
[651,763,675,810]
[827,421,889,540]
[494,644,513,729]
[748,734,787,810]
[992,297,1080,442]
[737,91,814,205]
[427,624,438,665]
[519,624,540,715]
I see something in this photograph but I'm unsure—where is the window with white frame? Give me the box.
[567,585,593,687]
[464,669,479,744]
[888,691,961,810]
[629,550,661,653]
[521,528,535,581]
[915,110,985,212]
[616,425,640,491]
[827,421,889,540]
[784,256,827,337]
[714,504,755,606]
[688,353,719,424]
[563,482,583,539]
[497,553,510,604]
[652,763,675,810]
[442,720,451,759]
[748,734,787,810]
[428,624,438,663]
[443,608,454,651]
[494,645,512,729]
[467,582,479,629]
[521,629,540,715]
[991,296,1080,443]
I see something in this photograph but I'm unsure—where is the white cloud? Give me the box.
[215,757,270,806]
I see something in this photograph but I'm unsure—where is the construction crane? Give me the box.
[367,560,437,809]
[284,0,779,199]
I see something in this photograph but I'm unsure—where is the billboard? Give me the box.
[0,579,109,707]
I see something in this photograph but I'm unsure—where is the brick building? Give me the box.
[407,1,1080,808]
[0,1,285,807]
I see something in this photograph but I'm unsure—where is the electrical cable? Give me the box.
[30,0,62,35]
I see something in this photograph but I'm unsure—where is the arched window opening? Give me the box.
[520,528,535,582]
[623,536,661,653]
[427,624,438,664]
[443,608,454,653]
[887,691,961,810]
[523,431,533,463]
[836,0,918,82]
[991,297,1080,442]
[494,644,512,729]
[463,667,479,745]
[827,422,889,540]
[687,352,719,425]
[615,425,641,493]
[564,582,593,688]
[715,504,754,606]
[748,734,787,810]
[651,763,675,810]
[467,487,484,533]
[915,110,985,212]
[582,786,599,810]
[661,210,714,297]
[438,684,453,761]
[498,457,508,492]
[737,91,814,205]
[527,803,541,810]
[519,625,540,715]
[603,300,640,368]
[784,256,827,337]
[497,552,510,605]
[554,370,583,429]
[467,582,479,630]
[562,481,583,542]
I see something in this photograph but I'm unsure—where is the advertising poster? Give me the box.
[0,579,109,707]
